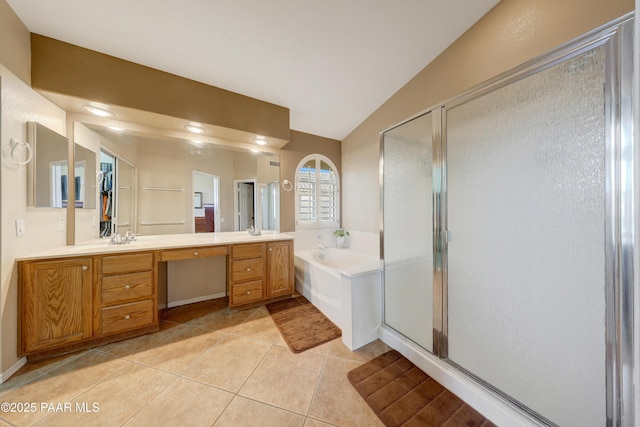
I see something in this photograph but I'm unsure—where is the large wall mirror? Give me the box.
[75,122,281,238]
[26,121,69,208]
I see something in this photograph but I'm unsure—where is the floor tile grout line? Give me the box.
[0,350,91,398]
[305,349,330,418]
[30,349,161,426]
[234,341,275,396]
[230,394,312,421]
[116,372,181,426]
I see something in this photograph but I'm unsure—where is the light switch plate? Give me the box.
[15,219,26,236]
[58,217,65,231]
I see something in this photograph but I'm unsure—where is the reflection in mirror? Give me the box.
[26,121,69,208]
[99,150,115,237]
[98,149,136,237]
[74,144,97,209]
[261,182,280,230]
[80,123,280,236]
[116,159,136,235]
[193,171,219,233]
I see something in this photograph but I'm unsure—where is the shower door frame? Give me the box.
[379,14,634,427]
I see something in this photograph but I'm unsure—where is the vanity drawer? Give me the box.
[232,243,265,260]
[101,253,154,275]
[160,246,228,262]
[101,271,153,306]
[101,299,154,335]
[231,280,263,305]
[231,258,264,282]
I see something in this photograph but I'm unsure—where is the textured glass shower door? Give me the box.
[382,112,434,352]
[445,46,607,426]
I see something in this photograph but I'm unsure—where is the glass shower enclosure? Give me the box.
[380,16,634,427]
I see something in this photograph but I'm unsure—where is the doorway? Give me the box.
[99,150,137,237]
[99,150,115,237]
[192,171,220,233]
[234,179,256,231]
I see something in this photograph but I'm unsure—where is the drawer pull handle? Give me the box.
[81,266,89,271]
[124,315,131,320]
[194,251,199,256]
[246,291,251,295]
[269,248,273,252]
[124,285,131,290]
[246,268,251,271]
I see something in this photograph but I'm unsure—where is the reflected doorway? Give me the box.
[99,151,115,237]
[234,179,256,231]
[99,150,137,237]
[193,170,220,233]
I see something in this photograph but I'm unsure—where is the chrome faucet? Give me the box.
[247,226,261,237]
[110,230,137,245]
[110,233,123,245]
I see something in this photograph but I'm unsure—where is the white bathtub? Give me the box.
[294,248,383,350]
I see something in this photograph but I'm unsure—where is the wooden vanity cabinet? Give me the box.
[96,252,157,336]
[229,243,265,307]
[228,240,295,308]
[19,238,294,357]
[20,258,93,354]
[266,240,294,297]
[19,251,158,357]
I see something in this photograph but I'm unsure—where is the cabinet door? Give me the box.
[266,241,293,297]
[21,258,93,354]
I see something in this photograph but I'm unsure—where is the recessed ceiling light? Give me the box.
[250,148,260,153]
[185,124,205,134]
[83,105,114,117]
[255,138,267,146]
[108,126,124,131]
[191,139,203,144]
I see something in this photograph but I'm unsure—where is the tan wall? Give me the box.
[30,34,290,141]
[1,65,67,373]
[0,0,30,85]
[279,130,341,232]
[341,0,635,233]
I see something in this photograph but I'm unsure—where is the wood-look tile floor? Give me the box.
[0,298,391,427]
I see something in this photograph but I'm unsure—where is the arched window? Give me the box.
[295,154,340,229]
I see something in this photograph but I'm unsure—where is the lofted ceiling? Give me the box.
[7,0,499,141]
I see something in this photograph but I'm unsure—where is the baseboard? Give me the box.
[1,357,27,383]
[167,292,226,308]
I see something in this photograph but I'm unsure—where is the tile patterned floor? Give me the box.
[0,298,390,426]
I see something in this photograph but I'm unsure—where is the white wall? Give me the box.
[1,64,67,375]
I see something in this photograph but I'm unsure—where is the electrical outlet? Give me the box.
[15,219,26,236]
[58,217,66,231]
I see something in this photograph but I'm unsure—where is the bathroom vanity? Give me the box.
[17,232,294,358]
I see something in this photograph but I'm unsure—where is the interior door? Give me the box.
[382,111,434,352]
[238,182,254,230]
[444,44,608,427]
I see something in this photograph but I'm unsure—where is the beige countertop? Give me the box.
[17,231,294,261]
